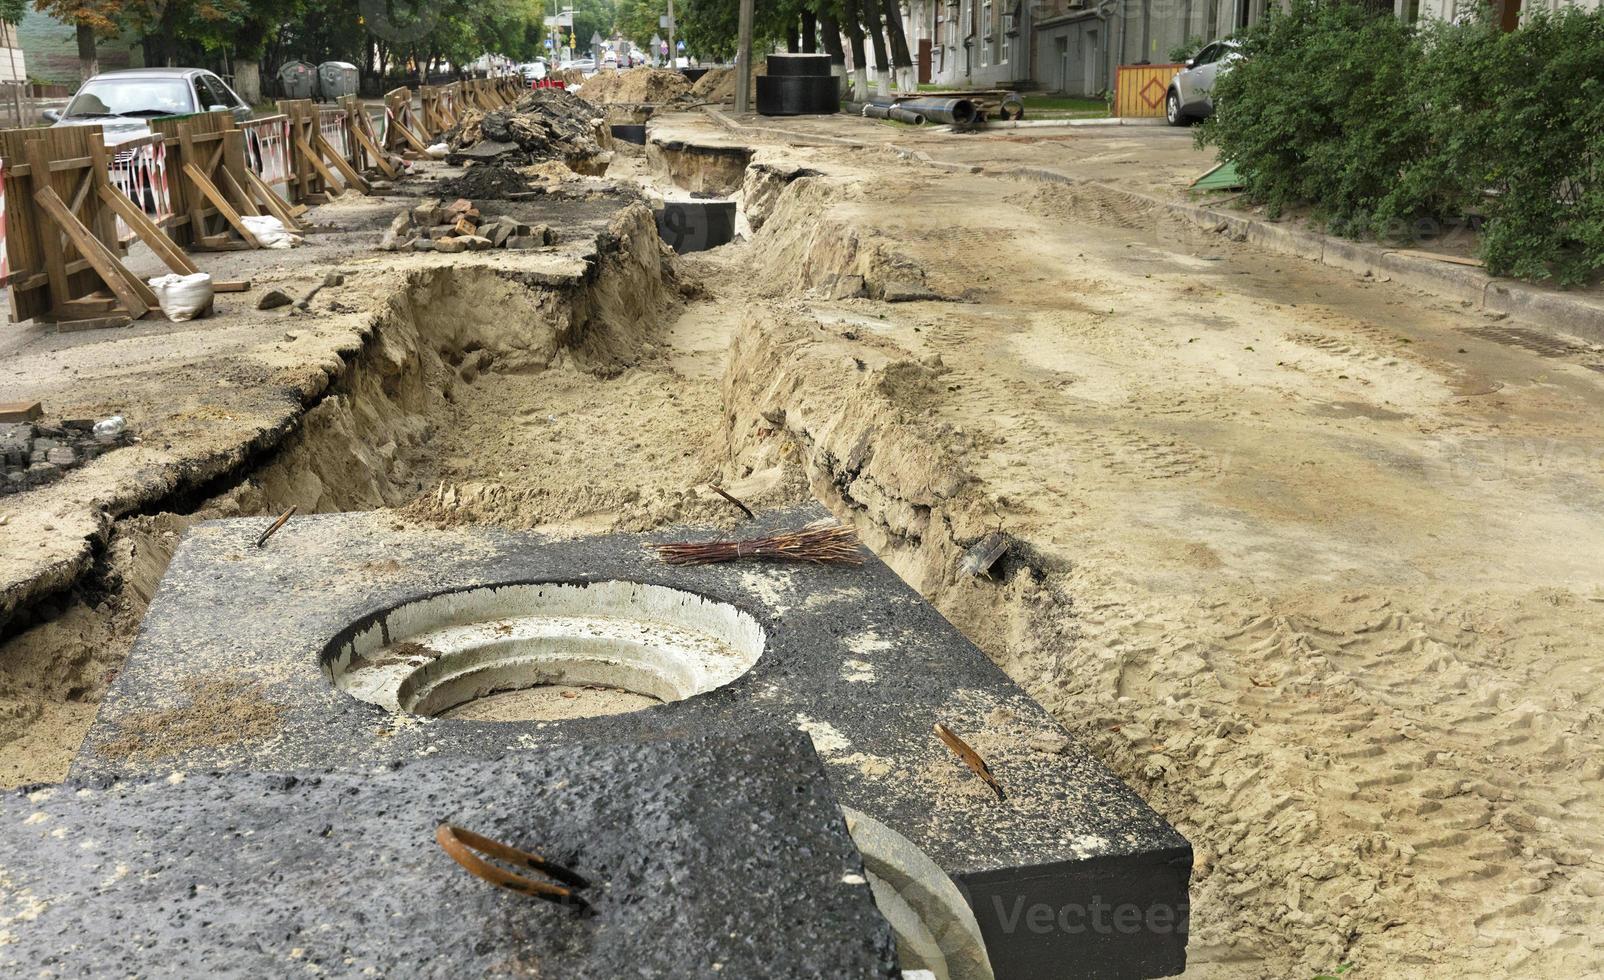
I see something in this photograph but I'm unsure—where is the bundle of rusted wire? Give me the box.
[653,519,864,567]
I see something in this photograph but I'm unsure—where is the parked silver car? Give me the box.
[44,68,252,147]
[1166,41,1241,126]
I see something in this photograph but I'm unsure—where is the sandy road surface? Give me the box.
[675,116,1604,977]
[0,107,1598,979]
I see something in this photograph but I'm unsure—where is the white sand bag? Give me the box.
[147,272,214,321]
[242,215,302,249]
[426,142,449,159]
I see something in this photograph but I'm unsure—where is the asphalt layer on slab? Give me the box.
[74,504,1192,978]
[3,730,898,978]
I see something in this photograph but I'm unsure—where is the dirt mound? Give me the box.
[579,67,691,105]
[437,163,534,200]
[689,64,766,102]
[445,88,609,174]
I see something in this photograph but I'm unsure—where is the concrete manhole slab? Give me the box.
[4,731,897,977]
[75,505,1192,979]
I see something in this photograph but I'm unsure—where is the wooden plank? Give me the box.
[218,165,262,218]
[34,185,155,318]
[23,137,73,317]
[316,133,370,194]
[295,136,345,195]
[182,162,262,248]
[245,168,304,231]
[48,314,133,333]
[391,114,430,154]
[213,280,252,293]
[96,183,202,277]
[349,121,398,180]
[219,130,262,218]
[177,127,210,240]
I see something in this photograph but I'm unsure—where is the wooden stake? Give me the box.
[182,162,262,248]
[33,185,157,319]
[96,183,201,277]
[316,133,371,194]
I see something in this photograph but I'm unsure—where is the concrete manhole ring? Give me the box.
[325,581,765,722]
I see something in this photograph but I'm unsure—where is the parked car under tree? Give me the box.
[44,68,252,148]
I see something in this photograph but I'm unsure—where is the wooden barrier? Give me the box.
[382,87,430,155]
[0,84,415,329]
[419,85,452,138]
[153,111,262,250]
[0,126,157,327]
[342,95,398,180]
[1113,64,1183,118]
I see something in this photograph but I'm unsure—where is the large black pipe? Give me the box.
[891,97,977,127]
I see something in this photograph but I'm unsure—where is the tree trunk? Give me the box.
[843,0,871,98]
[801,10,817,53]
[234,59,262,105]
[786,23,800,53]
[879,0,914,91]
[75,21,98,81]
[818,12,846,96]
[880,0,913,67]
[862,0,891,95]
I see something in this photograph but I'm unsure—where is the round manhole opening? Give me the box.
[326,582,764,722]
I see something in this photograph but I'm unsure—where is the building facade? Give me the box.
[903,0,1597,98]
[904,0,1271,94]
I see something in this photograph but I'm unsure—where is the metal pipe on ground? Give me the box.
[862,104,892,119]
[887,106,926,125]
[891,97,977,127]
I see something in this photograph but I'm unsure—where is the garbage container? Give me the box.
[317,62,360,101]
[276,60,317,100]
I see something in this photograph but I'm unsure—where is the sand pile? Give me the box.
[689,64,766,102]
[445,88,609,174]
[579,67,691,104]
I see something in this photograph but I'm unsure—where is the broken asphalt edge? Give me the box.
[0,231,622,638]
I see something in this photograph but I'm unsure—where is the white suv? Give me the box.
[1166,41,1242,126]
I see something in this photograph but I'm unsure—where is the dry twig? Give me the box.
[654,519,863,567]
[934,722,1007,802]
[435,824,591,909]
[707,484,755,520]
[254,506,297,548]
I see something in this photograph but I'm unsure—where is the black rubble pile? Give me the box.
[445,89,610,175]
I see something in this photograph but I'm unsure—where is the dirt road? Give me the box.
[683,117,1604,977]
[0,111,1599,978]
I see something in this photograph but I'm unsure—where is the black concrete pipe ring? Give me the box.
[756,75,841,116]
[765,53,835,77]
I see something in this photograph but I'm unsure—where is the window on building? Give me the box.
[981,0,992,66]
[1001,7,1013,64]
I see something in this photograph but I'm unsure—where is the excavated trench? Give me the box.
[0,136,1111,979]
[0,147,1027,788]
[0,201,741,782]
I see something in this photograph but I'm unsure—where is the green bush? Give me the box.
[1198,0,1423,225]
[1199,2,1604,287]
[1168,37,1207,64]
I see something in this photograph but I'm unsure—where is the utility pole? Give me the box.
[666,0,676,67]
[735,0,754,112]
